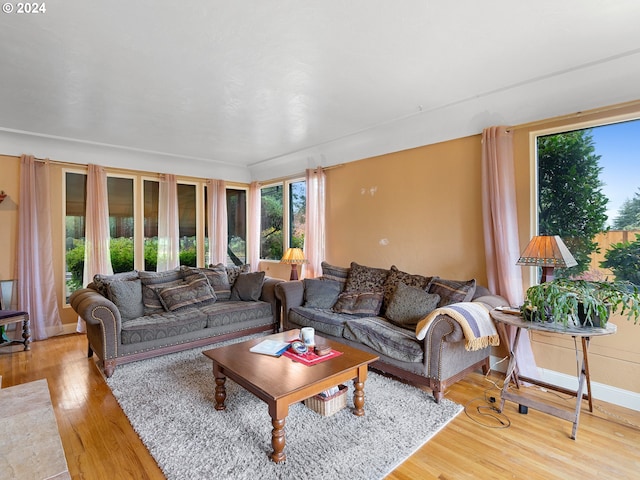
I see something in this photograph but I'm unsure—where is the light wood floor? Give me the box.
[1,334,639,480]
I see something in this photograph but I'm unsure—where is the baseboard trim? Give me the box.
[490,355,640,412]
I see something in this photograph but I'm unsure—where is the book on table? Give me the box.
[249,339,291,357]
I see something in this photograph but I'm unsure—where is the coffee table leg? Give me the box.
[213,365,227,411]
[270,417,286,463]
[353,380,365,416]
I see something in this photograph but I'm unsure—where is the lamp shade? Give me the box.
[280,248,307,264]
[516,235,577,268]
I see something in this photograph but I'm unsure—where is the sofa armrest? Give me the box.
[275,281,304,330]
[260,277,284,327]
[69,288,121,361]
[472,294,509,310]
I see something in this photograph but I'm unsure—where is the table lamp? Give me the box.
[516,235,577,282]
[280,247,307,280]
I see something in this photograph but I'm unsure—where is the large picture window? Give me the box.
[260,179,306,260]
[536,118,640,284]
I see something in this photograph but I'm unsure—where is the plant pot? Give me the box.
[575,303,609,328]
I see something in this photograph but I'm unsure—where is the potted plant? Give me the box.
[521,278,640,328]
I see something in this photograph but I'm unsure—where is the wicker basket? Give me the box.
[303,384,348,416]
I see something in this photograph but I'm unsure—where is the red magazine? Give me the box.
[282,348,343,366]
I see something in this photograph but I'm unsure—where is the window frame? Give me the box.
[259,176,306,262]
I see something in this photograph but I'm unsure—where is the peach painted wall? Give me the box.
[513,101,640,394]
[0,156,20,283]
[324,135,488,285]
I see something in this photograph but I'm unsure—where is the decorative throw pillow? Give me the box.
[332,291,384,317]
[230,271,265,301]
[201,263,232,300]
[343,262,389,294]
[385,282,440,328]
[107,279,144,320]
[157,272,217,312]
[138,268,184,314]
[428,277,477,307]
[303,278,342,309]
[93,271,139,297]
[226,264,251,287]
[382,265,433,313]
[320,261,350,286]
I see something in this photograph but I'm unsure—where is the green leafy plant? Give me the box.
[521,278,640,327]
[600,233,640,285]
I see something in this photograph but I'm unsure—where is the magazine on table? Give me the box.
[249,339,291,357]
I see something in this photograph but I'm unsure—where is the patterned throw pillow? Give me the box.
[303,278,342,309]
[382,265,433,313]
[93,271,139,297]
[230,271,265,301]
[107,279,144,320]
[201,263,232,300]
[428,277,477,307]
[332,291,384,317]
[138,268,184,314]
[157,272,217,312]
[385,282,440,328]
[226,264,251,287]
[320,261,350,286]
[343,262,389,294]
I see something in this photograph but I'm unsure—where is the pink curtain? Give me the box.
[302,167,326,278]
[15,155,63,340]
[248,181,261,272]
[157,174,180,271]
[207,179,228,265]
[78,164,114,332]
[481,126,538,379]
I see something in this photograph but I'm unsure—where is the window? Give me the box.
[107,176,134,273]
[65,172,87,300]
[227,188,247,265]
[143,179,159,271]
[259,179,306,260]
[178,183,197,267]
[536,118,640,284]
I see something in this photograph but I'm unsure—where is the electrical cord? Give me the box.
[462,355,514,429]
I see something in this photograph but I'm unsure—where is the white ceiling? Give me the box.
[1,0,640,182]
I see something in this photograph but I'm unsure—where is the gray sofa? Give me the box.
[70,264,282,377]
[276,262,506,402]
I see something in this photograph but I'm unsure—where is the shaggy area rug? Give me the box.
[106,337,462,480]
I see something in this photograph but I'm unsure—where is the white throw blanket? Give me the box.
[415,302,500,351]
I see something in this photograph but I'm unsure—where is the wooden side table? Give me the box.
[0,310,31,351]
[490,310,616,439]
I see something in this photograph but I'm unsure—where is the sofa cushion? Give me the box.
[230,271,265,301]
[344,262,389,293]
[200,300,273,328]
[226,264,251,287]
[201,263,232,300]
[385,282,440,327]
[343,317,424,363]
[138,268,184,314]
[428,277,477,307]
[157,272,217,312]
[320,261,350,287]
[382,265,432,313]
[303,278,342,308]
[107,279,144,320]
[120,308,208,345]
[288,306,353,338]
[93,271,139,297]
[333,291,384,316]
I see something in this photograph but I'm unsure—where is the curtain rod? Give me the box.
[258,164,343,185]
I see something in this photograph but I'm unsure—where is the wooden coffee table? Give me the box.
[202,330,378,463]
